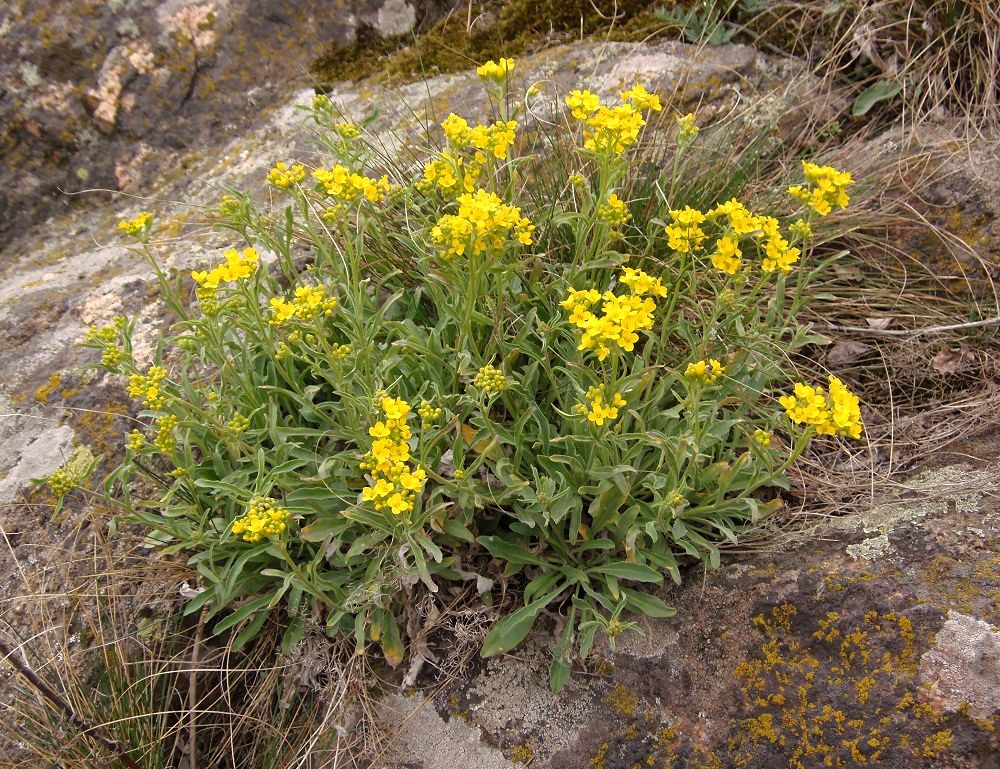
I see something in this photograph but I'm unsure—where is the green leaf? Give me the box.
[477,535,548,566]
[231,608,269,653]
[621,588,677,618]
[481,591,559,657]
[592,561,663,584]
[213,594,272,634]
[852,80,902,116]
[280,616,306,655]
[550,658,572,693]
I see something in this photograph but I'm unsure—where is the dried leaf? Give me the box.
[866,317,893,330]
[932,346,977,375]
[827,340,872,364]
[833,264,864,282]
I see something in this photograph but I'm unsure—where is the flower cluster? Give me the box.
[155,414,178,453]
[711,236,742,275]
[473,364,508,394]
[266,162,306,189]
[418,400,442,425]
[620,84,662,112]
[191,247,260,291]
[685,358,724,383]
[360,397,427,517]
[664,206,707,254]
[779,375,863,439]
[127,430,146,451]
[752,429,773,448]
[226,414,250,435]
[128,365,168,409]
[598,193,631,231]
[84,317,128,369]
[441,114,518,161]
[675,113,698,146]
[575,385,627,426]
[562,268,666,361]
[476,58,514,81]
[419,114,518,196]
[666,200,802,275]
[232,497,290,543]
[418,152,481,195]
[565,84,660,156]
[313,165,393,204]
[118,211,153,237]
[758,216,801,273]
[430,189,534,259]
[788,162,853,216]
[269,285,338,326]
[47,468,76,496]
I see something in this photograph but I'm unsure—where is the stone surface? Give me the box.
[919,611,1000,721]
[0,0,450,241]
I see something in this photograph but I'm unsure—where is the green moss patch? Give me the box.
[310,0,669,85]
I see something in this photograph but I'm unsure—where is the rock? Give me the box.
[0,0,450,242]
[0,422,75,503]
[378,694,517,769]
[919,612,1000,720]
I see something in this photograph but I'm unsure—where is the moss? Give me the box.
[34,372,62,403]
[310,0,669,85]
[604,682,640,717]
[727,603,985,767]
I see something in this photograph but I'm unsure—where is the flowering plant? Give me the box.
[82,61,861,688]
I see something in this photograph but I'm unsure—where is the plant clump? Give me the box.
[81,61,864,688]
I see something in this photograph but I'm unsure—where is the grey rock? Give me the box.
[919,611,1000,720]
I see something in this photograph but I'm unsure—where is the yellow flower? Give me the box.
[711,235,742,275]
[676,113,699,145]
[619,267,667,297]
[707,199,761,235]
[583,103,645,155]
[566,89,601,120]
[266,162,306,189]
[779,382,829,429]
[313,165,392,204]
[442,113,471,145]
[127,430,146,451]
[361,395,427,517]
[118,211,153,237]
[620,83,662,112]
[598,193,631,230]
[191,247,260,290]
[565,270,662,361]
[788,161,852,216]
[758,217,800,274]
[821,375,863,439]
[664,206,707,254]
[477,58,515,81]
[231,497,290,543]
[580,385,627,426]
[473,364,509,394]
[430,189,533,259]
[685,359,724,383]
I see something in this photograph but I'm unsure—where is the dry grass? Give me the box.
[739,0,1000,125]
